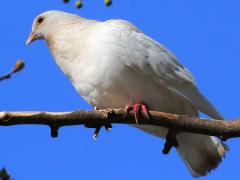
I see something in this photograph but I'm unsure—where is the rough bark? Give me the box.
[0,109,238,140]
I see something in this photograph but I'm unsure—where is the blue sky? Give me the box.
[0,0,240,179]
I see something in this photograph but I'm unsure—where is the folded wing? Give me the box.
[104,19,223,119]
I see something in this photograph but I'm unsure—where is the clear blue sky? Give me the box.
[0,0,240,179]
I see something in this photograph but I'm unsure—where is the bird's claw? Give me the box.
[125,103,150,124]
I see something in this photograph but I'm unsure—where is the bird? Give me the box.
[26,10,227,177]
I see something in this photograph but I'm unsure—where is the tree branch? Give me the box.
[0,109,238,139]
[1,109,238,153]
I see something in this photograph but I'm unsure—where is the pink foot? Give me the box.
[125,103,150,124]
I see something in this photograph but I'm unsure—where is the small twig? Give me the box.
[93,126,102,140]
[50,126,59,138]
[0,168,11,180]
[105,124,112,131]
[162,130,179,154]
[0,60,25,81]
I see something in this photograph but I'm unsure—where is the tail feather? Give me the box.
[133,124,228,177]
[176,133,228,177]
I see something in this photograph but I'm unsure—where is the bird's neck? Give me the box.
[45,21,97,77]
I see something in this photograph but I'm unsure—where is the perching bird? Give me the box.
[26,10,227,177]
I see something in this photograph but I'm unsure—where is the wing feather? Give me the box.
[104,19,223,119]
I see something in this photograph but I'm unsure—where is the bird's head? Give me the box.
[26,10,80,45]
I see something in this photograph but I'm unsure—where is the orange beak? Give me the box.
[26,32,36,46]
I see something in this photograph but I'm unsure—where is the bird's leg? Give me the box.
[125,103,150,124]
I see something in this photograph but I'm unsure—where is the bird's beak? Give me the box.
[26,32,36,46]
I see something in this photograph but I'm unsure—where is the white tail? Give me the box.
[135,124,228,177]
[176,133,228,176]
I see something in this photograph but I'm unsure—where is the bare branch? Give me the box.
[1,109,238,153]
[0,60,25,81]
[0,109,239,139]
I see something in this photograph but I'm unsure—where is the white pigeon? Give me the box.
[26,10,227,176]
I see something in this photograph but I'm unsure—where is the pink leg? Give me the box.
[125,103,150,124]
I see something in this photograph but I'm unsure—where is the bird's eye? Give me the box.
[37,17,44,24]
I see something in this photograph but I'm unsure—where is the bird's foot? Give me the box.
[125,103,150,124]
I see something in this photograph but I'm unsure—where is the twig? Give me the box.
[0,60,25,81]
[0,168,11,180]
[162,130,179,154]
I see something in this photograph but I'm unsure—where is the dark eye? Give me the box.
[37,17,44,24]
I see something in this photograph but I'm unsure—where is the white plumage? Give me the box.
[27,10,227,176]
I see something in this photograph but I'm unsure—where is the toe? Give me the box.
[134,104,141,124]
[141,104,150,119]
[125,104,134,112]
